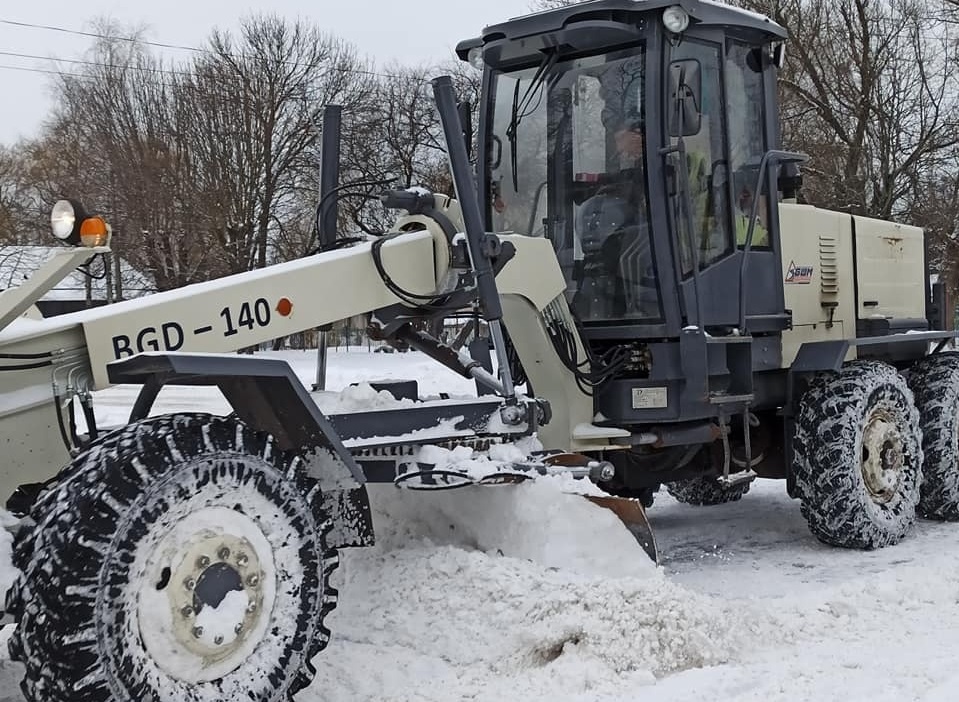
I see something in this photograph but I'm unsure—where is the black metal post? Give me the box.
[318,105,342,246]
[314,104,342,392]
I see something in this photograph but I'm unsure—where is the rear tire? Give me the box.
[666,476,750,505]
[793,361,922,549]
[5,413,337,702]
[907,352,959,519]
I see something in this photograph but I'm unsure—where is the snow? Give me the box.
[192,590,250,649]
[0,512,18,609]
[345,417,473,449]
[410,436,546,481]
[3,349,959,701]
[364,480,652,580]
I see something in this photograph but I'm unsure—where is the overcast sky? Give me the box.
[0,0,535,145]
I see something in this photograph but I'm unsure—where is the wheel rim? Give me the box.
[137,506,277,684]
[860,407,905,503]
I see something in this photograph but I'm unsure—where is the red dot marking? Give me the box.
[276,297,293,316]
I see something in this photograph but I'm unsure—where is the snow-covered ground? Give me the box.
[3,348,959,701]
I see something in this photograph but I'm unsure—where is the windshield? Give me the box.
[488,45,662,324]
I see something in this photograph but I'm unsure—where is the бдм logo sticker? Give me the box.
[785,260,814,284]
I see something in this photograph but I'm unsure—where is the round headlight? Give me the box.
[51,199,77,241]
[662,6,690,33]
[467,46,485,71]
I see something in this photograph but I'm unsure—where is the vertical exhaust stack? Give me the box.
[314,104,343,392]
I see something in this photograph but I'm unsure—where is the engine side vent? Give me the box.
[819,234,839,298]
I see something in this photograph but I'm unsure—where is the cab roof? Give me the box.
[456,0,787,64]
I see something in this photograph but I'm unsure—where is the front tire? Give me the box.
[793,361,922,549]
[907,352,959,519]
[6,413,337,702]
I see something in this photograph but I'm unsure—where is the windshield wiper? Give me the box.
[505,50,558,192]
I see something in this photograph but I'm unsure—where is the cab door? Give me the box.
[663,35,787,334]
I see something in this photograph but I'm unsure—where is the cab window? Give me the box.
[666,40,731,275]
[726,42,769,247]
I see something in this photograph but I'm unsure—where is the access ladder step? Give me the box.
[717,469,757,489]
[708,392,754,406]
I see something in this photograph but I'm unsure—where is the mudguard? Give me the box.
[107,352,375,548]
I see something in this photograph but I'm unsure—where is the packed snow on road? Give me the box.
[2,349,959,702]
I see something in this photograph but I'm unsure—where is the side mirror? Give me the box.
[772,42,786,70]
[457,100,473,159]
[667,59,702,137]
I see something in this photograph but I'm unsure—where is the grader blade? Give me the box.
[585,495,658,564]
[387,450,659,563]
[535,451,658,562]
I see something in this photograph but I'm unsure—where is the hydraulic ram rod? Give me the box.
[432,75,518,407]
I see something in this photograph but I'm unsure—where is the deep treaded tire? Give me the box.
[5,413,338,702]
[666,476,750,505]
[907,352,959,519]
[793,361,922,549]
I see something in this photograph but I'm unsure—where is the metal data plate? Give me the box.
[631,386,668,409]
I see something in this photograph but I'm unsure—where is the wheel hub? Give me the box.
[169,533,265,657]
[860,408,905,503]
[137,506,276,684]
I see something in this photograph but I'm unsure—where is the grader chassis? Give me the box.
[0,1,958,700]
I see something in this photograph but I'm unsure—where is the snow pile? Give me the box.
[367,481,654,580]
[409,440,611,496]
[0,513,19,607]
[346,417,474,449]
[516,574,739,675]
[309,484,749,702]
[412,436,545,479]
[314,382,417,414]
[0,515,23,702]
[315,545,742,701]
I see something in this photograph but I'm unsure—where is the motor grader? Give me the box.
[0,0,955,700]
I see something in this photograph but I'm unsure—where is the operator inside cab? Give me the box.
[572,57,659,322]
[487,49,664,325]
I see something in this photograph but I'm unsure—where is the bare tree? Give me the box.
[25,16,376,289]
[751,0,959,220]
[10,14,481,296]
[184,16,373,272]
[0,145,38,244]
[45,23,220,291]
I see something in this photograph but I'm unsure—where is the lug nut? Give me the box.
[235,622,244,634]
[197,555,211,569]
[214,635,224,645]
[218,546,231,560]
[237,553,249,567]
[192,626,203,639]
[181,605,194,618]
[184,578,196,591]
[247,574,260,587]
[247,601,257,613]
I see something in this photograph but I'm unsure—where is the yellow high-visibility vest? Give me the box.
[735,214,768,247]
